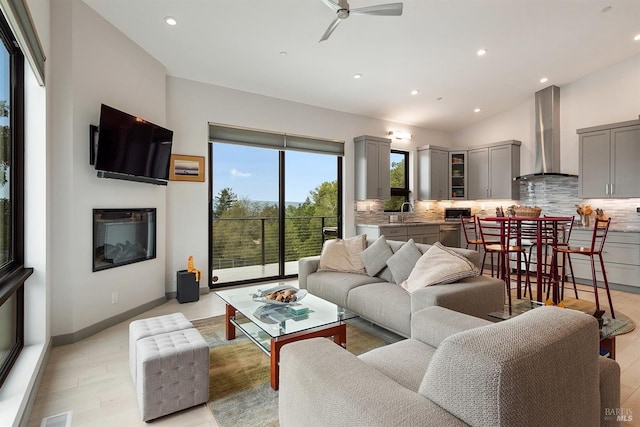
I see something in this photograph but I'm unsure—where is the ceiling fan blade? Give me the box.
[350,3,403,16]
[320,0,341,12]
[319,17,342,42]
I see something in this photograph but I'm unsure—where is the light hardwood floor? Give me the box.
[26,280,640,426]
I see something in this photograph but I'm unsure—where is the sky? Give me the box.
[212,143,337,203]
[0,43,9,200]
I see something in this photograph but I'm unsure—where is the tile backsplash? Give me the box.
[354,176,640,229]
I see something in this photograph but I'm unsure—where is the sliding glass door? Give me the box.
[210,141,341,286]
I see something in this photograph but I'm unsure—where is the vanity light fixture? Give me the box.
[389,130,412,140]
[164,16,177,26]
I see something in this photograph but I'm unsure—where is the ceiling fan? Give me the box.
[319,0,403,42]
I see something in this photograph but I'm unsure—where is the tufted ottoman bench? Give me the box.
[136,328,209,422]
[129,313,194,383]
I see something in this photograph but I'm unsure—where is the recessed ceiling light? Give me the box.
[540,77,548,83]
[601,5,612,13]
[635,34,640,41]
[477,48,487,56]
[164,16,177,26]
[474,108,481,113]
[436,97,443,101]
[411,89,419,95]
[353,73,362,79]
[280,51,288,56]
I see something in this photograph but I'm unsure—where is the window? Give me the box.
[384,150,409,211]
[0,12,29,388]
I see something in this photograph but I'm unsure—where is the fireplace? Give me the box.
[93,208,156,272]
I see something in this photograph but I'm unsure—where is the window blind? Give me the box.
[209,123,344,156]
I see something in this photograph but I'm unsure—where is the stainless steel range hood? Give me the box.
[515,85,577,180]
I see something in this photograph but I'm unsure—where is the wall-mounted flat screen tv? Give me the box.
[95,104,173,182]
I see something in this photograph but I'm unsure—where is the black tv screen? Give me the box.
[95,104,173,181]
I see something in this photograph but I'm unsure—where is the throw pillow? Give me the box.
[318,234,367,274]
[400,242,480,293]
[385,239,423,285]
[360,236,394,277]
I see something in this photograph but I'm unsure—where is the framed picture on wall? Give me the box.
[169,154,205,182]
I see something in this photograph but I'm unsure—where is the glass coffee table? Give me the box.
[216,283,358,390]
[488,299,628,359]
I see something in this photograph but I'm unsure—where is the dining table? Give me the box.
[482,216,573,304]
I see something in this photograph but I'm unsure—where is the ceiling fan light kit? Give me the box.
[319,0,403,42]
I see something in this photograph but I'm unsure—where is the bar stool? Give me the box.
[552,218,614,318]
[477,217,532,309]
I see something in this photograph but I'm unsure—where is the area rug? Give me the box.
[191,315,387,427]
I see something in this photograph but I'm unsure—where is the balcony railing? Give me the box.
[212,215,338,271]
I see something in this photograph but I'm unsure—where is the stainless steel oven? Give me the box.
[444,207,471,222]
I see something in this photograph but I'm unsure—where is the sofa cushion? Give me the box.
[419,307,600,426]
[401,242,480,293]
[360,235,394,277]
[385,239,422,285]
[347,282,412,337]
[306,271,383,308]
[318,234,366,274]
[359,338,436,393]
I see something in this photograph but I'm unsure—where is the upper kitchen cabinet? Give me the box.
[449,150,467,199]
[578,119,640,198]
[417,145,448,200]
[354,135,391,200]
[468,140,521,200]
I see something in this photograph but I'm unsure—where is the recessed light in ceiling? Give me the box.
[477,48,487,56]
[164,16,177,26]
[635,34,640,41]
[353,73,362,79]
[411,89,419,95]
[280,51,288,56]
[601,6,612,13]
[474,108,481,113]
[437,97,443,101]
[540,77,549,83]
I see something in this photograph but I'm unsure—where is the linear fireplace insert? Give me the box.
[93,208,156,272]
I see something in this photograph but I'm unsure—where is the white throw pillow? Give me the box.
[400,242,480,293]
[318,234,367,274]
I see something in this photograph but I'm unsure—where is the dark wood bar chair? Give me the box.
[551,218,615,318]
[477,217,532,309]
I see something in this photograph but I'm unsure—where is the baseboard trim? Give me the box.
[51,297,167,346]
[18,339,52,426]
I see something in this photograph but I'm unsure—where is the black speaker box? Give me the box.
[176,270,199,303]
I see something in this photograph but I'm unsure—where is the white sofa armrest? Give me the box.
[297,256,320,289]
[410,275,504,321]
[279,338,466,427]
[411,306,492,348]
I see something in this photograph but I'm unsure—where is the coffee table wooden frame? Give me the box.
[225,303,347,390]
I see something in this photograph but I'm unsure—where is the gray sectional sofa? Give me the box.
[298,238,505,337]
[279,306,620,427]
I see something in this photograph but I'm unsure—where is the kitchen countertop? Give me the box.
[356,221,458,227]
[574,225,640,233]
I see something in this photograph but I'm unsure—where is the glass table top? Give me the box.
[488,299,628,340]
[216,283,358,340]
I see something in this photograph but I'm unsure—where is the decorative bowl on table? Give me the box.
[513,206,542,218]
[252,285,308,305]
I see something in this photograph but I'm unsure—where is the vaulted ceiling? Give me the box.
[83,0,640,132]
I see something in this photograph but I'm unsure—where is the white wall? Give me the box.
[165,77,450,291]
[48,0,168,336]
[452,53,640,176]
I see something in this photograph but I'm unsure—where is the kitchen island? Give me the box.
[355,221,461,247]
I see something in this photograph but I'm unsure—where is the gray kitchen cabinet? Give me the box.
[417,145,449,200]
[449,151,467,199]
[408,225,440,245]
[578,120,640,198]
[468,140,520,200]
[568,230,640,289]
[355,224,457,247]
[354,135,391,200]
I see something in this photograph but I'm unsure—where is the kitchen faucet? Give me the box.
[400,202,412,222]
